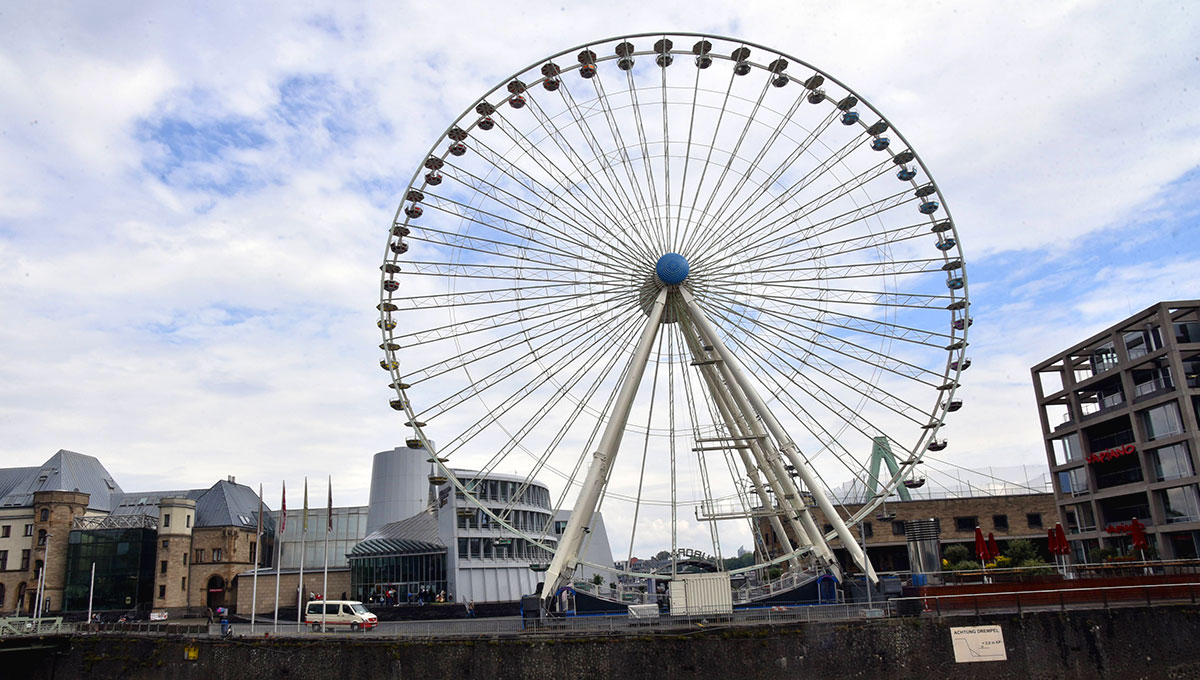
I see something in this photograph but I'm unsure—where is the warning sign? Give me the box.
[950,625,1007,663]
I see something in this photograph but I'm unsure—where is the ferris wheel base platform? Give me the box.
[558,573,835,616]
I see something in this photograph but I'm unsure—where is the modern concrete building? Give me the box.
[1032,300,1200,562]
[348,455,614,604]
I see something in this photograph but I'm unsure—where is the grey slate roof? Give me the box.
[111,480,275,532]
[350,510,444,556]
[0,450,123,512]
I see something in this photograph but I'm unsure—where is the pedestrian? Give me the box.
[467,600,475,618]
[206,607,214,624]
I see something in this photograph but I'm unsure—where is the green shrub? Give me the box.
[944,544,970,563]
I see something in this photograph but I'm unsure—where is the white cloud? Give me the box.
[1,4,1199,563]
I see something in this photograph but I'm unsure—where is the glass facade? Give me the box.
[1058,467,1089,496]
[1051,433,1082,465]
[1159,485,1200,524]
[276,506,368,570]
[1141,401,1184,441]
[349,551,447,604]
[1151,442,1194,481]
[63,528,157,612]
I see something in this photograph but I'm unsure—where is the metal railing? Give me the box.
[0,617,75,636]
[892,580,1200,617]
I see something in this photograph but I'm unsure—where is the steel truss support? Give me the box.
[680,287,878,583]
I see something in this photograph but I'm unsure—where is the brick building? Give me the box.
[759,492,1057,572]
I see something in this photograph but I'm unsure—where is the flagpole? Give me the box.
[297,477,307,631]
[251,483,263,634]
[321,475,331,633]
[274,481,285,633]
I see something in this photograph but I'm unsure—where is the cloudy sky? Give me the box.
[2,2,1198,552]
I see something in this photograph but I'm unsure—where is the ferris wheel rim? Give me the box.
[378,32,970,581]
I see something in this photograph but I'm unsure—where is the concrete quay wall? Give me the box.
[13,605,1200,679]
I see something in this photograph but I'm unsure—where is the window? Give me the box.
[158,585,166,599]
[954,517,977,532]
[1124,328,1162,360]
[1175,321,1200,344]
[0,550,7,570]
[823,524,834,534]
[24,524,33,537]
[554,520,569,534]
[1059,466,1091,496]
[861,522,873,538]
[1141,402,1184,441]
[181,577,186,591]
[1151,442,1194,481]
[1064,503,1096,533]
[249,541,256,565]
[1159,485,1200,524]
[160,560,168,574]
[20,549,30,570]
[194,549,205,563]
[183,554,188,566]
[993,514,1009,531]
[1027,513,1043,529]
[1051,434,1082,465]
[163,514,170,528]
[162,540,170,549]
[212,548,223,562]
[39,508,49,521]
[1,525,9,538]
[34,560,42,578]
[186,515,191,528]
[892,520,907,536]
[36,530,47,546]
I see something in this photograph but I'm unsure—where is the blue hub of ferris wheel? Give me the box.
[655,253,689,286]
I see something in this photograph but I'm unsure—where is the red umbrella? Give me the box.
[974,526,991,562]
[1053,523,1070,556]
[987,532,1000,560]
[1131,518,1149,551]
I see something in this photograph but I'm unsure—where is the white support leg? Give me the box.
[681,288,878,583]
[541,287,669,606]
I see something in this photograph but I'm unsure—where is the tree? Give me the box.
[943,544,970,563]
[591,574,604,586]
[1004,539,1038,564]
[654,550,671,561]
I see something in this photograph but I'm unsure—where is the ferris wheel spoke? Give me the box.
[676,64,740,258]
[425,172,640,272]
[702,290,945,382]
[730,322,934,429]
[723,323,918,453]
[688,79,813,256]
[380,281,613,312]
[433,309,645,457]
[584,73,668,255]
[693,185,916,274]
[727,221,932,276]
[698,276,953,311]
[395,287,632,349]
[404,211,606,271]
[702,255,950,289]
[427,309,643,453]
[621,68,669,251]
[695,104,839,255]
[682,69,774,261]
[403,290,643,388]
[462,314,647,483]
[457,135,654,267]
[475,119,654,265]
[517,93,661,265]
[693,123,880,261]
[397,259,629,284]
[553,83,670,261]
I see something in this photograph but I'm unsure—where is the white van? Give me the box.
[304,600,378,632]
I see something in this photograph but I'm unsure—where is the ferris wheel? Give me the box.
[377,33,969,604]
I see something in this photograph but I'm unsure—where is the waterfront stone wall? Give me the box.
[11,605,1200,679]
